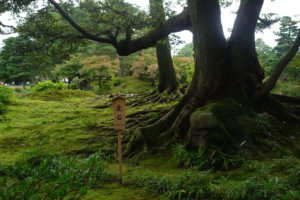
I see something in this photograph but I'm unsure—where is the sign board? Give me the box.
[112,96,126,130]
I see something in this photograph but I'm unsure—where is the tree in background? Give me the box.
[274,16,299,57]
[80,55,119,89]
[54,54,83,84]
[255,38,278,77]
[177,42,193,58]
[273,16,300,82]
[149,0,179,93]
[131,50,158,84]
[173,56,194,84]
[0,36,36,84]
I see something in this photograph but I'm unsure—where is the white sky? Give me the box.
[0,0,299,49]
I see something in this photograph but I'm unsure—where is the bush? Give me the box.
[113,78,126,86]
[0,151,114,199]
[0,86,13,105]
[0,86,13,114]
[33,81,64,92]
[69,77,79,90]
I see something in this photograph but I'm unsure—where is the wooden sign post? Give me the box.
[112,96,126,184]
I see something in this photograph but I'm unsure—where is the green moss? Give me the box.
[96,77,154,95]
[27,89,98,101]
[80,184,164,200]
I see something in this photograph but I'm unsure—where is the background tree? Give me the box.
[54,54,83,84]
[149,0,179,93]
[177,42,193,58]
[255,38,278,77]
[0,36,42,84]
[79,55,119,89]
[274,16,299,57]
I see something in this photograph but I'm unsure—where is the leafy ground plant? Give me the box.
[0,151,114,200]
[0,86,13,114]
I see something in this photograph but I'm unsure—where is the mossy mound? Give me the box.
[27,89,98,101]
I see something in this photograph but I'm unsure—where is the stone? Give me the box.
[190,110,218,130]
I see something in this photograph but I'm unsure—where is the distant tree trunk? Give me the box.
[98,76,101,88]
[150,0,179,93]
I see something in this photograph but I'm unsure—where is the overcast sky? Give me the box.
[0,0,299,49]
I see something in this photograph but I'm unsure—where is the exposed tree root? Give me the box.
[126,110,161,118]
[259,95,300,122]
[271,94,300,105]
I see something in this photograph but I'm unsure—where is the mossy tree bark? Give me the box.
[150,0,179,93]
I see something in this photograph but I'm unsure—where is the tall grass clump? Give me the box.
[33,81,64,92]
[124,170,213,200]
[172,144,250,170]
[0,86,13,114]
[0,151,114,200]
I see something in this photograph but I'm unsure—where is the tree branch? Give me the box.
[253,30,300,101]
[48,0,191,56]
[48,0,114,44]
[116,8,191,56]
[0,21,16,34]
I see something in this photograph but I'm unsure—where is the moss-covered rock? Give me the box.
[187,99,252,149]
[190,110,218,130]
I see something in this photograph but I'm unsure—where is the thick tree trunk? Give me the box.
[150,0,179,93]
[98,76,101,88]
[228,0,265,98]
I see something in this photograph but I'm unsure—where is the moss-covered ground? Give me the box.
[0,81,299,199]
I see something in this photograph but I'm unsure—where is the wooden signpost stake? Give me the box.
[112,96,126,184]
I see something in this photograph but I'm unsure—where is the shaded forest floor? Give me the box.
[0,81,299,199]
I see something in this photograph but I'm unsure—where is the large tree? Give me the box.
[25,0,300,154]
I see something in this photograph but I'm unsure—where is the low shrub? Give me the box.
[0,86,13,114]
[33,81,64,92]
[0,151,114,199]
[0,86,13,105]
[113,78,126,86]
[250,112,271,136]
